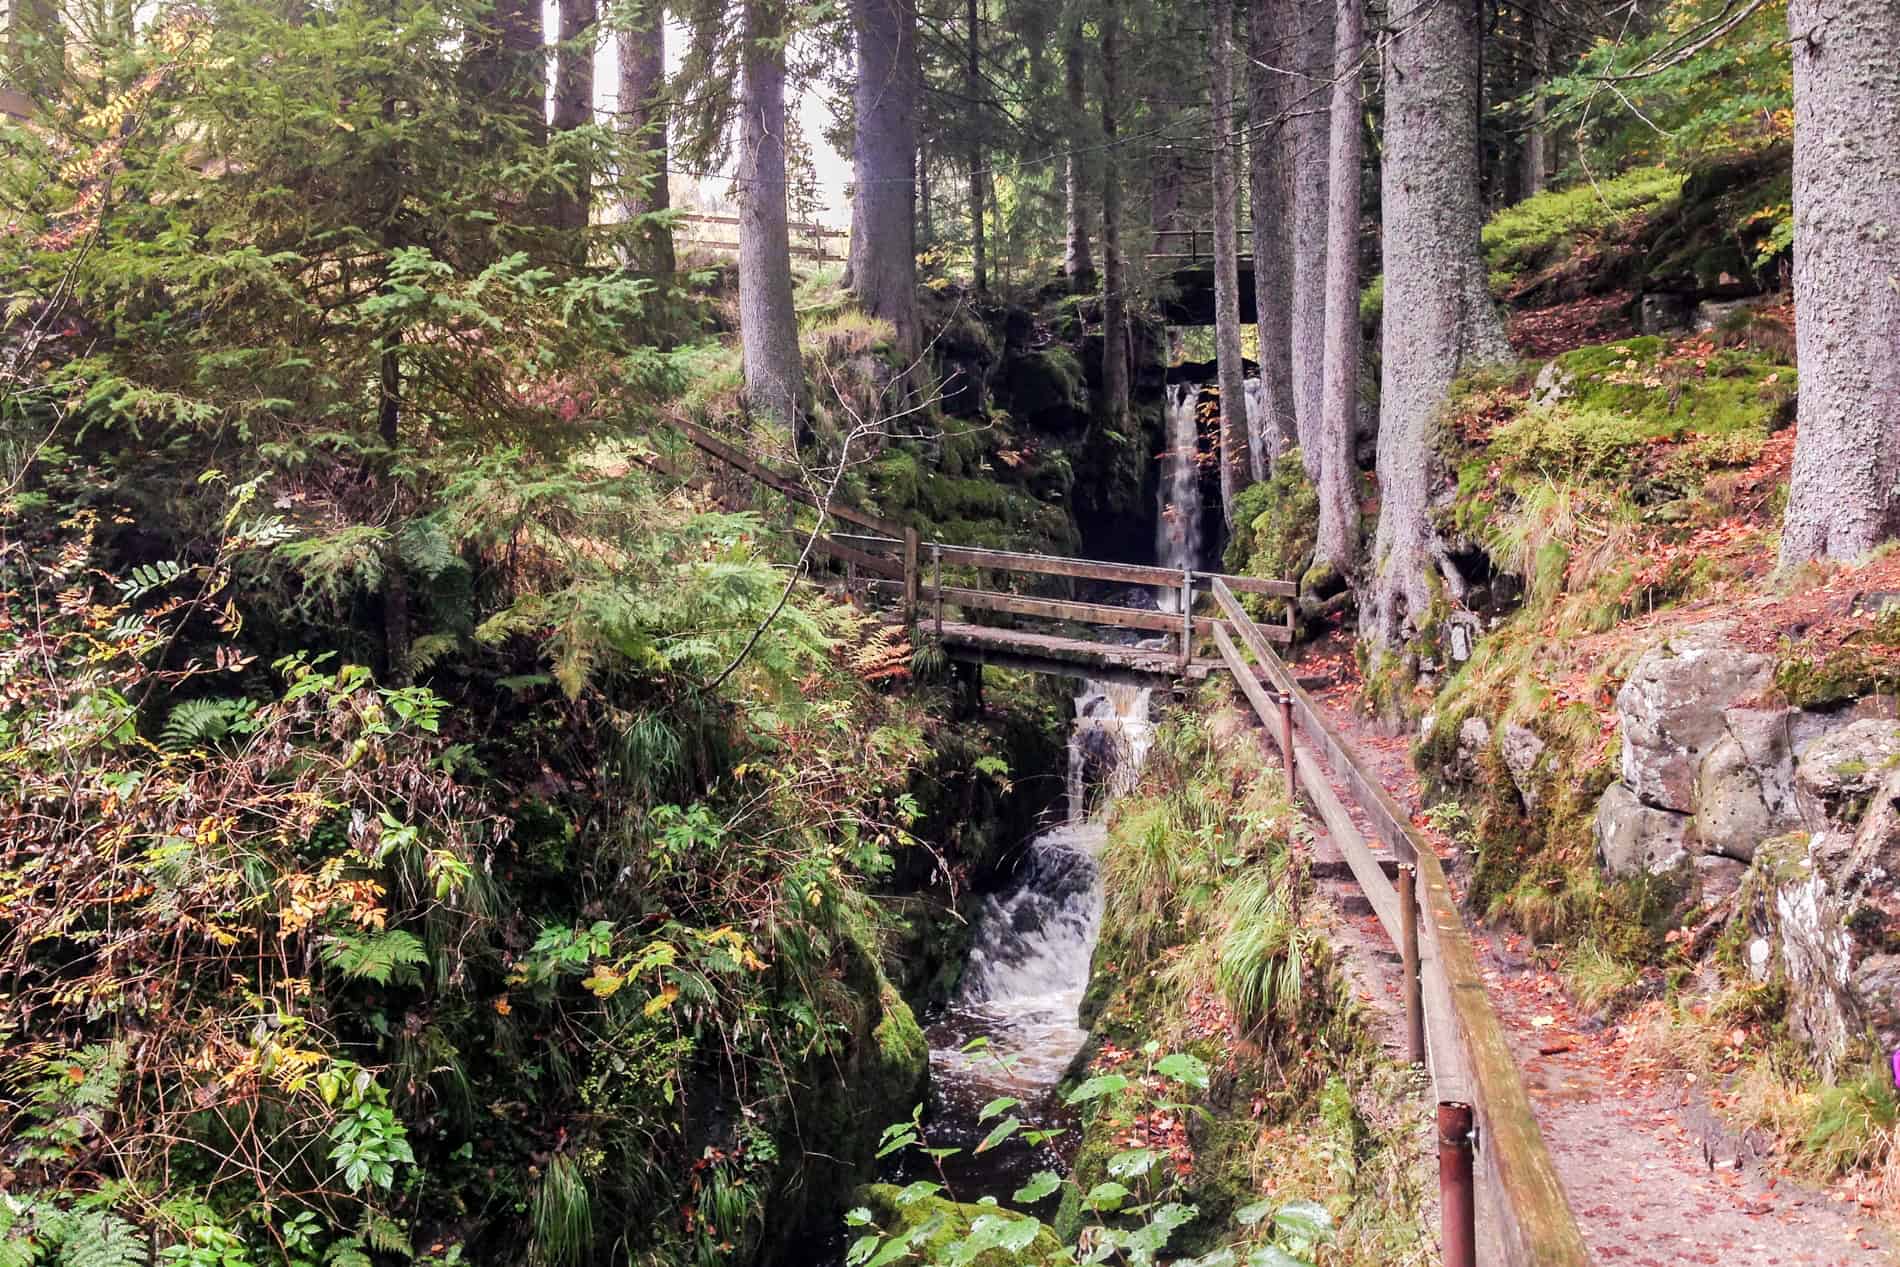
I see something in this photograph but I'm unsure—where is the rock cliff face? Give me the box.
[1571,624,1900,1074]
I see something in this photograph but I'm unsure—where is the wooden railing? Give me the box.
[672,421,1296,667]
[1208,578,1590,1267]
[1148,226,1253,262]
[675,212,849,263]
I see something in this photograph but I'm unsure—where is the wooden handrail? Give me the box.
[1208,577,1589,1267]
[865,579,1291,644]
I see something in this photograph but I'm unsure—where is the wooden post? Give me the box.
[903,527,920,626]
[1400,863,1424,1066]
[1438,1102,1476,1267]
[1179,571,1193,670]
[1277,688,1295,786]
[932,544,944,636]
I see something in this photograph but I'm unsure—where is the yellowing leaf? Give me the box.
[644,983,680,1017]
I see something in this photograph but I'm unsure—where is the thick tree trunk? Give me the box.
[1064,18,1095,291]
[470,0,545,145]
[967,0,987,293]
[1211,0,1252,523]
[1314,0,1363,579]
[1519,0,1549,198]
[919,144,934,246]
[1289,0,1333,476]
[1249,0,1298,463]
[848,0,920,361]
[552,0,598,235]
[617,3,676,274]
[1362,0,1510,646]
[1100,1,1129,432]
[6,0,62,103]
[1781,0,1900,563]
[738,0,804,436]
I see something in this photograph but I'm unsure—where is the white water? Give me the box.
[1156,382,1204,598]
[1244,376,1269,481]
[930,679,1152,1112]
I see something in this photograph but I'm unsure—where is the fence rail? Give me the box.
[675,213,849,263]
[1208,578,1590,1267]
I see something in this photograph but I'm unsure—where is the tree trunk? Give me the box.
[470,0,545,145]
[848,0,920,361]
[919,144,934,247]
[617,2,676,274]
[1362,0,1510,646]
[1314,0,1363,580]
[738,0,804,436]
[1211,0,1252,523]
[1249,0,1298,463]
[1289,0,1333,476]
[1100,0,1129,432]
[967,0,987,293]
[1781,0,1900,563]
[1064,18,1095,291]
[1519,0,1549,198]
[6,0,62,104]
[552,0,598,235]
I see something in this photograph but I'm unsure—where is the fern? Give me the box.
[60,1213,146,1267]
[113,560,182,601]
[322,930,428,986]
[159,697,257,751]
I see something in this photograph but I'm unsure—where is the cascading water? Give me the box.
[1243,376,1268,480]
[1157,382,1205,598]
[922,680,1152,1198]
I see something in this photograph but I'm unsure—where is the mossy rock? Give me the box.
[1223,452,1318,611]
[1004,346,1088,425]
[855,1183,1066,1267]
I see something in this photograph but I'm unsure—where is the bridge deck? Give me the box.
[936,621,1223,681]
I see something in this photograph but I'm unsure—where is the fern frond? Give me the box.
[321,930,429,986]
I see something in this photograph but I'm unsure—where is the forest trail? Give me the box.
[1280,654,1897,1267]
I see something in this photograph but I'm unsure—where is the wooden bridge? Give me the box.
[670,420,1589,1267]
[673,419,1294,683]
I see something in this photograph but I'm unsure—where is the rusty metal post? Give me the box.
[1180,571,1193,670]
[902,527,920,626]
[1438,1101,1476,1267]
[1400,863,1424,1066]
[1277,688,1295,785]
[932,544,944,636]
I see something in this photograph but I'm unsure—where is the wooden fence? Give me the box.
[1208,578,1590,1267]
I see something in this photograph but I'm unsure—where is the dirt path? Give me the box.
[1286,664,1895,1266]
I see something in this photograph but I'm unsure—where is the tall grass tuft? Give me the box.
[531,1153,592,1266]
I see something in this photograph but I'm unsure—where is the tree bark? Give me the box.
[1249,0,1298,462]
[1781,0,1900,563]
[469,0,545,145]
[1314,0,1363,579]
[1362,0,1510,646]
[1211,0,1252,523]
[1519,0,1549,198]
[1100,0,1129,433]
[848,0,920,361]
[6,0,62,104]
[967,0,987,293]
[1289,0,1333,476]
[738,0,804,436]
[617,2,676,274]
[1064,17,1095,291]
[552,0,599,235]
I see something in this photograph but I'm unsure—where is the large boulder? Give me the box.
[1693,707,1804,862]
[1617,628,1774,812]
[1595,780,1695,877]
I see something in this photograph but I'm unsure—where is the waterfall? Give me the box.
[924,681,1153,1195]
[1244,376,1268,481]
[1157,382,1204,582]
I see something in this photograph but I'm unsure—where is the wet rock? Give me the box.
[1500,722,1549,810]
[1760,843,1857,1074]
[1595,780,1695,877]
[1617,628,1773,813]
[1792,719,1900,827]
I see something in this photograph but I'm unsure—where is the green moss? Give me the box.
[1483,167,1685,282]
[1359,274,1384,325]
[1223,453,1318,614]
[856,1184,1065,1267]
[1006,346,1087,421]
[1775,646,1900,710]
